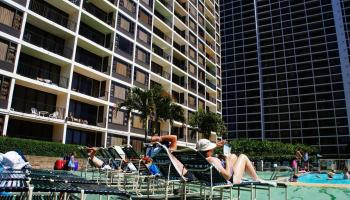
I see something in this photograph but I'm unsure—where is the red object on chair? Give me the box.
[54,159,67,170]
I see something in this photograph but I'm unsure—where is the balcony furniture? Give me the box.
[31,108,38,115]
[49,111,59,119]
[38,111,49,117]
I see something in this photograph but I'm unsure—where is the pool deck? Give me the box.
[288,181,350,188]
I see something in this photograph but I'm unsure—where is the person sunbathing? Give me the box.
[196,139,276,186]
[150,135,188,177]
[87,147,111,170]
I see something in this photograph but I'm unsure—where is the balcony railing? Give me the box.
[174,11,186,25]
[67,112,105,127]
[83,1,114,26]
[11,98,65,120]
[23,29,72,58]
[17,63,69,88]
[154,10,172,27]
[153,45,171,61]
[71,87,109,100]
[29,0,76,31]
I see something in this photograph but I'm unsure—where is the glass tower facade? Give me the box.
[221,0,350,157]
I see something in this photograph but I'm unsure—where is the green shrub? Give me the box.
[0,137,85,158]
[222,139,318,162]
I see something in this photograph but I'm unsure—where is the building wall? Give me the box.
[221,0,350,157]
[0,0,221,148]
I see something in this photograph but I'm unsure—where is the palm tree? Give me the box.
[189,109,227,139]
[117,87,153,142]
[117,85,185,142]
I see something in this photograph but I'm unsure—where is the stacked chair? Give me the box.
[173,148,289,200]
[0,169,130,200]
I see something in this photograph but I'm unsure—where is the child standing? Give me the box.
[68,153,75,171]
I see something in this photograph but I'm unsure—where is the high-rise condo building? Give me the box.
[220,0,350,157]
[0,0,221,152]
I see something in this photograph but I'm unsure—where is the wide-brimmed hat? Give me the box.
[196,139,216,151]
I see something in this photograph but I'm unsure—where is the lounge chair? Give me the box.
[173,148,288,200]
[149,143,196,200]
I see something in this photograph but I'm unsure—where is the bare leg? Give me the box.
[232,154,259,184]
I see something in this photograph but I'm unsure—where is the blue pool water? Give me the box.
[298,173,350,184]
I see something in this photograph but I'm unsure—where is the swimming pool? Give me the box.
[298,173,350,184]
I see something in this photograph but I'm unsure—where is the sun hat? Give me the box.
[196,139,216,151]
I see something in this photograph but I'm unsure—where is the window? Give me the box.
[198,55,204,67]
[118,14,134,35]
[132,115,143,129]
[115,59,131,77]
[189,4,197,18]
[112,84,127,100]
[107,134,127,147]
[137,27,151,45]
[66,128,101,146]
[189,33,196,46]
[138,8,152,27]
[189,18,196,33]
[0,38,16,63]
[189,47,196,61]
[112,110,126,125]
[189,62,196,75]
[188,95,196,107]
[136,47,149,64]
[0,75,10,103]
[119,0,136,14]
[135,69,148,84]
[0,2,22,30]
[115,35,134,57]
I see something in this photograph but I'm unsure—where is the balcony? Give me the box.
[174,11,187,25]
[207,67,216,77]
[83,1,114,26]
[17,63,69,88]
[206,53,216,64]
[119,0,136,18]
[173,42,186,56]
[172,74,186,88]
[72,73,108,100]
[68,100,105,127]
[154,10,172,27]
[11,98,65,120]
[206,79,216,90]
[75,47,109,73]
[79,22,112,49]
[174,26,186,40]
[153,45,171,62]
[23,25,72,58]
[29,0,76,31]
[0,2,22,37]
[151,62,171,79]
[153,27,171,44]
[173,57,187,71]
[206,93,216,104]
